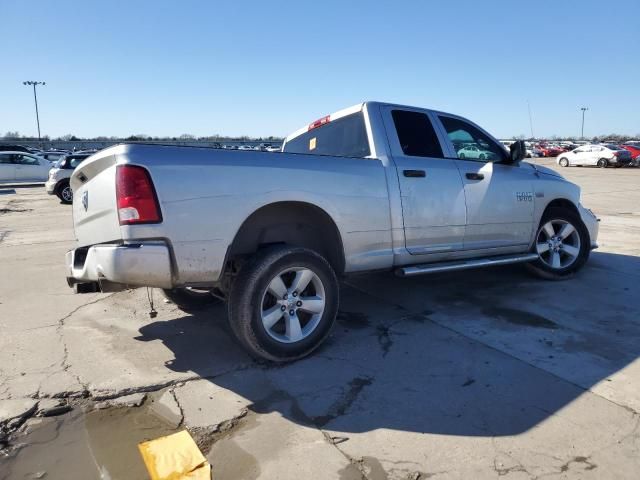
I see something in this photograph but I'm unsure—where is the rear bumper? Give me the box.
[66,242,173,290]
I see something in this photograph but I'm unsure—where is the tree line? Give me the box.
[1,132,283,142]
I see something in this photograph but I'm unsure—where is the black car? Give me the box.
[0,144,31,153]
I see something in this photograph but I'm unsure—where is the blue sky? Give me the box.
[2,0,639,139]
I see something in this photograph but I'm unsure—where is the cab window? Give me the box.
[391,110,444,158]
[439,116,508,163]
[283,112,371,158]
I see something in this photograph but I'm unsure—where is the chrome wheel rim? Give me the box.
[260,267,325,344]
[61,186,73,202]
[535,219,581,270]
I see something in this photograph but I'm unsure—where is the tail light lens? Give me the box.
[116,165,162,225]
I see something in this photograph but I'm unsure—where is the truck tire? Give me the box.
[57,181,73,204]
[228,245,339,362]
[162,287,221,310]
[526,207,590,280]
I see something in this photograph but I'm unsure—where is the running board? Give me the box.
[396,253,539,277]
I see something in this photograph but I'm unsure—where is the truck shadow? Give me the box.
[136,250,640,437]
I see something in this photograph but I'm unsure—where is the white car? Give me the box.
[0,151,51,184]
[457,144,496,160]
[557,144,633,168]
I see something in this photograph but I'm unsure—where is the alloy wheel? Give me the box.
[535,219,581,270]
[260,267,326,344]
[61,186,73,202]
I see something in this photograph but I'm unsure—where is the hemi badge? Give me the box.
[535,192,544,198]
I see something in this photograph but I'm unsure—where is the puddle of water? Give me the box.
[1,406,178,480]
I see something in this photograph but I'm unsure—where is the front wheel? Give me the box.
[597,158,608,168]
[57,181,73,204]
[526,207,590,280]
[228,246,339,362]
[558,158,569,167]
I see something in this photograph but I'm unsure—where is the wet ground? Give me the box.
[1,406,176,480]
[1,160,640,479]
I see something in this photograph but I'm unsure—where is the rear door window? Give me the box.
[391,110,444,158]
[283,112,371,158]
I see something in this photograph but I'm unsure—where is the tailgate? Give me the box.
[71,149,122,247]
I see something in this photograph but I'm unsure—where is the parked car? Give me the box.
[265,145,281,152]
[45,154,91,203]
[557,144,633,168]
[0,144,32,153]
[0,151,51,184]
[620,144,640,164]
[39,151,69,163]
[65,101,599,362]
[457,144,496,160]
[531,147,544,157]
[539,145,564,157]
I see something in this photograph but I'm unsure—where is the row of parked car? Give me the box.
[500,141,640,168]
[0,142,286,204]
[2,136,638,205]
[0,144,97,202]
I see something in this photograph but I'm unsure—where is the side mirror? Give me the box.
[509,140,526,163]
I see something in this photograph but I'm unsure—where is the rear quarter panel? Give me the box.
[118,145,393,284]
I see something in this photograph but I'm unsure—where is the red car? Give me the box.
[621,144,640,162]
[538,145,565,157]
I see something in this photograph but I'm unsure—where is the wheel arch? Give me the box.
[226,201,346,275]
[55,178,70,195]
[542,198,580,218]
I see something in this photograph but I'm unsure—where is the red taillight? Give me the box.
[116,165,162,225]
[308,115,330,131]
[613,151,620,156]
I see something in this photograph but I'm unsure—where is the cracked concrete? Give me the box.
[2,163,640,478]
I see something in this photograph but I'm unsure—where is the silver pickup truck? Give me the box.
[66,101,599,361]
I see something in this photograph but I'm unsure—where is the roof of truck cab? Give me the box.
[283,101,465,144]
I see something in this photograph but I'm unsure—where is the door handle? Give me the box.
[465,172,484,180]
[403,169,426,178]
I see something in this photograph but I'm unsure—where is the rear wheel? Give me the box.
[228,245,339,362]
[162,287,221,311]
[57,181,73,204]
[558,157,569,167]
[526,207,590,280]
[597,158,608,168]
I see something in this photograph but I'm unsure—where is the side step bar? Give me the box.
[396,253,539,277]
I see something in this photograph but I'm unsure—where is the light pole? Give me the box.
[22,81,46,145]
[580,107,588,139]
